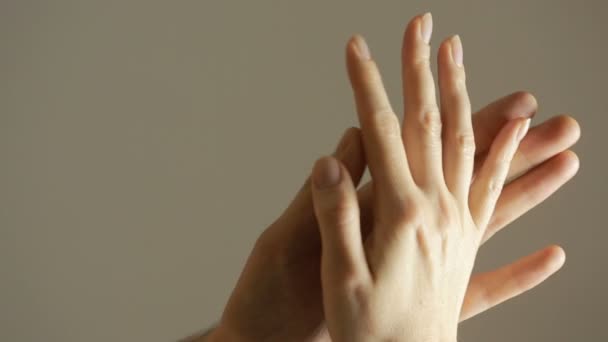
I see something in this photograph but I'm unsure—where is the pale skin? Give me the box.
[195,13,580,342]
[311,11,545,341]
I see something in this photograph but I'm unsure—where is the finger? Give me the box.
[356,112,579,244]
[469,91,579,182]
[472,91,538,156]
[335,127,367,193]
[311,156,370,282]
[277,127,366,250]
[469,118,530,229]
[438,35,475,201]
[355,181,375,240]
[460,245,566,321]
[346,35,414,207]
[358,149,579,247]
[499,115,579,182]
[482,150,579,243]
[471,94,579,181]
[401,12,444,188]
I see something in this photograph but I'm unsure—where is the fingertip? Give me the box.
[555,115,581,145]
[405,13,423,34]
[334,127,357,155]
[498,116,529,142]
[493,90,538,120]
[419,12,433,44]
[437,36,454,63]
[346,127,364,157]
[517,117,531,142]
[450,35,463,66]
[403,13,430,47]
[347,34,371,61]
[545,244,567,270]
[556,150,580,178]
[312,156,342,190]
[346,34,366,71]
[335,127,366,190]
[347,34,361,50]
[508,91,538,119]
[349,126,362,142]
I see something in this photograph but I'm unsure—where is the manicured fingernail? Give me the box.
[420,12,433,44]
[313,157,341,189]
[353,35,371,60]
[517,118,531,141]
[451,35,463,67]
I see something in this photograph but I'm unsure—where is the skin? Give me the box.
[199,13,580,342]
[312,12,541,341]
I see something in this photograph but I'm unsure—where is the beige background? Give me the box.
[1,1,605,341]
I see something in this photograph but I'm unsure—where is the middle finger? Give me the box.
[401,12,445,189]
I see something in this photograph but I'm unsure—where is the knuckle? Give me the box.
[441,71,470,99]
[322,199,357,227]
[335,268,366,292]
[452,68,467,87]
[346,279,370,304]
[420,110,442,138]
[411,55,432,72]
[436,193,457,229]
[443,68,467,94]
[494,152,512,171]
[373,110,401,136]
[391,201,425,229]
[486,178,504,198]
[454,131,476,156]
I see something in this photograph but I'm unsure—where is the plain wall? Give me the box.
[1,1,605,341]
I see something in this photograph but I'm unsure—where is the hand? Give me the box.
[311,13,546,341]
[206,15,580,342]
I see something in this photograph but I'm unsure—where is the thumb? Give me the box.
[276,127,365,239]
[311,156,368,281]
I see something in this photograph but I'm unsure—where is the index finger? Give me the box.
[346,35,415,209]
[472,91,537,155]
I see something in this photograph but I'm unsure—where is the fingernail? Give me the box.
[451,35,463,67]
[353,35,371,60]
[420,12,433,44]
[516,118,531,141]
[313,157,341,189]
